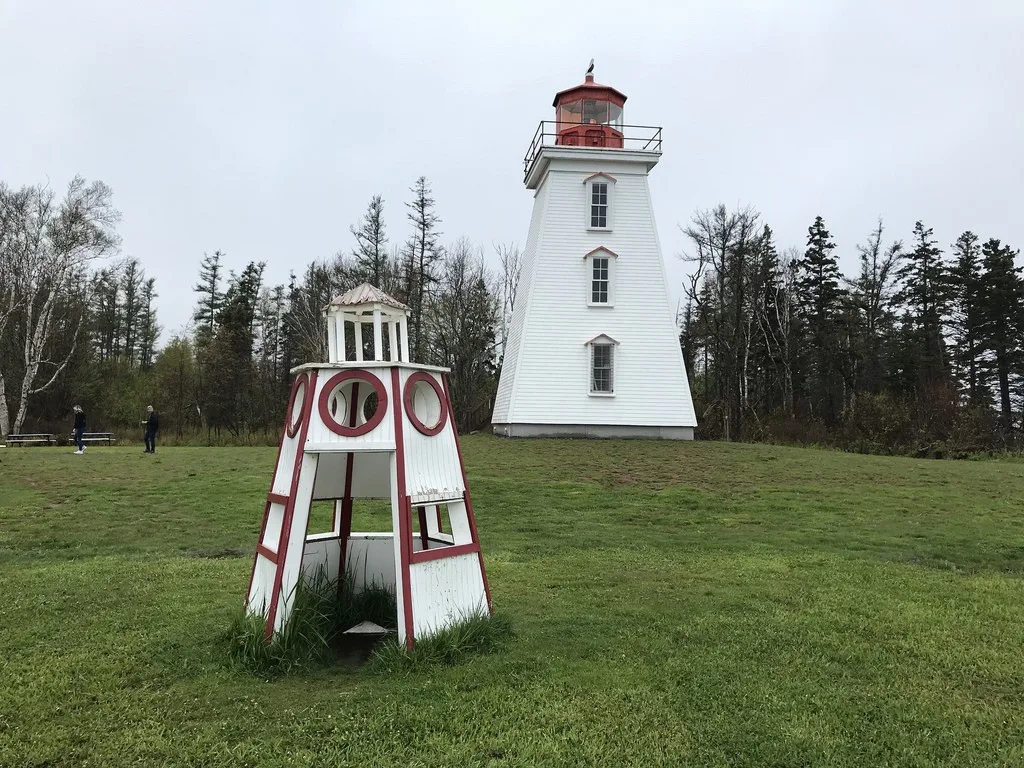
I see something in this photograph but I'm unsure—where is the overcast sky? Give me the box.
[2,0,1021,340]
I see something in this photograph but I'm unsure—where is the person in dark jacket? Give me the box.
[141,405,160,454]
[73,405,86,454]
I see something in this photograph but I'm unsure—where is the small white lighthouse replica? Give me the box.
[245,284,491,649]
[492,64,697,439]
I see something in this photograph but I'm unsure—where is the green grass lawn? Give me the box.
[1,437,1023,767]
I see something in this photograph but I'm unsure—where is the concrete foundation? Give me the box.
[491,423,694,440]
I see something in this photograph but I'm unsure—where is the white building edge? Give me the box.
[492,67,697,440]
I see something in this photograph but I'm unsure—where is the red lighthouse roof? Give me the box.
[552,72,627,108]
[550,63,627,150]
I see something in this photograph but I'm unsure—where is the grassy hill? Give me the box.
[1,438,1022,766]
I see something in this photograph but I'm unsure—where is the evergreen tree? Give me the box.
[949,231,985,403]
[679,297,697,400]
[193,250,225,343]
[205,262,264,435]
[977,238,1023,432]
[351,194,390,288]
[90,267,120,361]
[795,215,845,423]
[137,277,160,370]
[404,177,442,363]
[895,221,949,386]
[119,258,143,365]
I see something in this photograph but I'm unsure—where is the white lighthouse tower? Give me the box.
[492,65,697,439]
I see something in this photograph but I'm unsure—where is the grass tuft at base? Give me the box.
[366,610,516,675]
[222,567,397,676]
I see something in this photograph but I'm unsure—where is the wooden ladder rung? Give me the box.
[267,492,289,506]
[256,544,279,563]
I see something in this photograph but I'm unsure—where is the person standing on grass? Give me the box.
[141,405,160,454]
[72,405,86,454]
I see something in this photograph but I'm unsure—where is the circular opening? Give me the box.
[329,389,347,419]
[411,381,442,429]
[403,372,448,436]
[318,371,387,437]
[362,391,379,423]
[324,382,363,425]
[286,375,308,437]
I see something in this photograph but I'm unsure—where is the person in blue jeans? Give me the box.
[142,405,160,454]
[73,405,86,454]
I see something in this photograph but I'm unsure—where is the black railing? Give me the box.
[523,121,663,181]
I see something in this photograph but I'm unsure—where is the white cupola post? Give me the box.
[325,283,411,364]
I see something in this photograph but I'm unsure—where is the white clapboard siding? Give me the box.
[494,151,696,431]
[345,535,397,592]
[248,557,277,617]
[272,452,319,633]
[492,181,549,423]
[398,369,466,501]
[301,535,342,584]
[409,554,488,638]
[270,427,301,496]
[311,451,393,500]
[303,368,396,449]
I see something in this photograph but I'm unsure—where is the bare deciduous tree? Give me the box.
[494,241,522,363]
[428,238,499,430]
[0,185,30,437]
[680,204,761,439]
[754,247,800,417]
[283,253,356,367]
[847,219,902,406]
[0,177,120,436]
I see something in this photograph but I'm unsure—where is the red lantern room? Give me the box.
[553,64,626,149]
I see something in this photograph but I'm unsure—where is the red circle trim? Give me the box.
[403,371,448,436]
[318,370,387,437]
[286,374,308,438]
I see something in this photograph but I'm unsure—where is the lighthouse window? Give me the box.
[591,344,614,394]
[557,99,582,128]
[590,182,608,228]
[583,100,610,126]
[592,257,610,304]
[608,103,623,130]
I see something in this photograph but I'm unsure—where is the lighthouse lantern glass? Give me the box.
[556,95,623,132]
[582,100,607,125]
[579,100,623,129]
[608,103,623,129]
[557,100,582,131]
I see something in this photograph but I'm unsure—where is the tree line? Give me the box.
[680,205,1023,456]
[0,176,520,442]
[5,175,1022,457]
